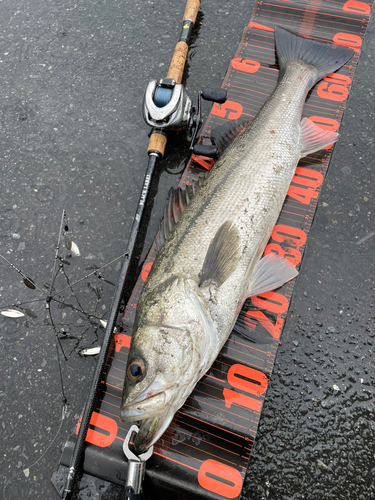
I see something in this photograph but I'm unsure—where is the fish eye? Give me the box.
[127,357,145,381]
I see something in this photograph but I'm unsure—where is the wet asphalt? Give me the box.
[0,1,374,499]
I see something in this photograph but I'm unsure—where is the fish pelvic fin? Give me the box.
[274,26,354,87]
[300,117,339,157]
[246,253,298,298]
[200,221,241,288]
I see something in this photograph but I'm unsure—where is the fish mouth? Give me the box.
[120,373,176,451]
[133,412,175,454]
[120,390,166,421]
[120,373,172,422]
[134,417,158,454]
[121,390,173,453]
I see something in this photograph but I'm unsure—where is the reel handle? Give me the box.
[192,144,218,158]
[202,88,227,104]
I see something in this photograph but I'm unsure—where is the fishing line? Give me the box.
[58,265,96,320]
[2,402,68,500]
[0,212,126,321]
[0,296,46,311]
[67,325,94,357]
[52,251,128,296]
[1,208,128,311]
[51,296,105,323]
[0,253,45,295]
[46,300,68,365]
[49,209,66,296]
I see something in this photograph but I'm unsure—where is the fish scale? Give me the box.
[121,27,354,453]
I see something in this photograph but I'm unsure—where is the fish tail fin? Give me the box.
[275,26,354,86]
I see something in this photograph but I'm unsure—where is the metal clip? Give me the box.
[122,425,154,500]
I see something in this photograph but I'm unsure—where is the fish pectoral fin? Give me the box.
[246,253,298,298]
[200,221,241,288]
[300,117,339,157]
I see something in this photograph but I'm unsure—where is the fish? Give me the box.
[120,27,354,453]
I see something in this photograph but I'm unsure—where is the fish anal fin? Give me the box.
[300,117,339,157]
[233,310,273,345]
[246,253,298,298]
[200,221,241,288]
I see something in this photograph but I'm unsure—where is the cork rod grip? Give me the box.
[147,129,167,157]
[183,0,200,23]
[166,42,189,84]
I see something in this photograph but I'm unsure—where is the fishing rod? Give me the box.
[61,0,230,496]
[61,1,203,498]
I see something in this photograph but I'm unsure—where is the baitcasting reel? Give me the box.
[143,78,227,158]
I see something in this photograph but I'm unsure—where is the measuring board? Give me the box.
[56,1,373,498]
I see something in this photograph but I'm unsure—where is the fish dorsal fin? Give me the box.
[200,221,241,288]
[210,118,250,155]
[245,253,298,298]
[155,177,205,252]
[300,117,339,157]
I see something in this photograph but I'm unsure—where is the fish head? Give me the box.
[120,275,216,453]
